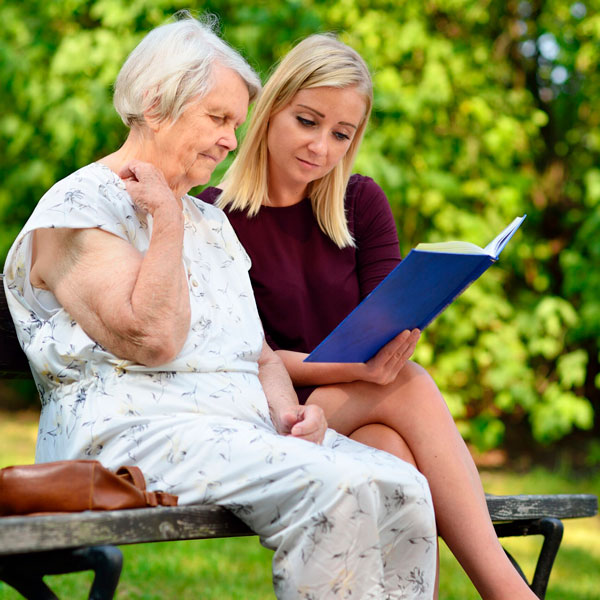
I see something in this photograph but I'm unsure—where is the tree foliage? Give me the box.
[1,0,598,455]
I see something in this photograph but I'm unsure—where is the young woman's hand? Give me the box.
[361,329,421,385]
[275,330,420,389]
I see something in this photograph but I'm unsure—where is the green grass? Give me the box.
[0,410,38,467]
[0,411,598,599]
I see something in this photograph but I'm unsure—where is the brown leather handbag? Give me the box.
[0,460,178,516]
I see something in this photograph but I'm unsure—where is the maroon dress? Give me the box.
[198,174,401,403]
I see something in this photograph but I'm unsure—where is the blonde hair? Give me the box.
[218,33,373,248]
[114,11,261,128]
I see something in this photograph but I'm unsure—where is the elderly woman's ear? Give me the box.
[138,89,165,132]
[142,108,163,132]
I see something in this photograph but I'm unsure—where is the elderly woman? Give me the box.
[3,14,436,599]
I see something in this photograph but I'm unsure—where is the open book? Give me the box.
[305,215,526,363]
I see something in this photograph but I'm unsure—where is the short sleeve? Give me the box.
[3,163,145,318]
[349,176,401,298]
[10,164,142,248]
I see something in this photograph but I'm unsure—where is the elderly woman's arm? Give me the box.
[29,161,191,366]
[258,341,327,444]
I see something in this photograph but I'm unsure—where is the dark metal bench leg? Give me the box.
[0,545,123,600]
[494,517,564,600]
[530,517,564,599]
[0,572,58,600]
[69,546,123,600]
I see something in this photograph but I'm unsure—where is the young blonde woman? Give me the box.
[199,34,538,600]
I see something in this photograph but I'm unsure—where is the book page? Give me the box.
[415,215,526,258]
[483,215,527,257]
[414,240,487,255]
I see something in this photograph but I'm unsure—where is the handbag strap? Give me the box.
[115,465,178,507]
[116,465,147,490]
[153,490,178,506]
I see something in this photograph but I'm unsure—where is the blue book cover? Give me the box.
[305,215,526,364]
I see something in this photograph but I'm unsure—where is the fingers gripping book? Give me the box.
[305,215,526,364]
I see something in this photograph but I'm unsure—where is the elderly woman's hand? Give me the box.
[273,404,328,445]
[119,160,181,216]
[258,341,328,444]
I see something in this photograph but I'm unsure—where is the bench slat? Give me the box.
[0,494,596,556]
[485,493,598,520]
[0,505,253,555]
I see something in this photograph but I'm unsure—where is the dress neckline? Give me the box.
[261,196,311,211]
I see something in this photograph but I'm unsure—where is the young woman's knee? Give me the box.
[394,359,434,387]
[389,360,447,409]
[350,423,417,466]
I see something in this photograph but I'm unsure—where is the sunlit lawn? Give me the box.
[0,410,598,599]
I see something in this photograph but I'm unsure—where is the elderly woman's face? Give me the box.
[154,65,250,193]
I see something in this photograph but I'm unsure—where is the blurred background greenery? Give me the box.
[1,0,599,467]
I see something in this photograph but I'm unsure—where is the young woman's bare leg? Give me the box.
[349,423,417,466]
[307,360,538,600]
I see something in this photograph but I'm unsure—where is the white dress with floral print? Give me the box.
[4,163,436,599]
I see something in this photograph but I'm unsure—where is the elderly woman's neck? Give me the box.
[100,130,186,199]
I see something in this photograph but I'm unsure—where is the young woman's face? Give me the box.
[266,86,367,194]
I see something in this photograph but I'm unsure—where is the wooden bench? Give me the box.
[0,274,597,599]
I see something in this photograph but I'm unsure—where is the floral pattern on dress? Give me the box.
[3,162,436,598]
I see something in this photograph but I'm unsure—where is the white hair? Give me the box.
[113,11,261,128]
